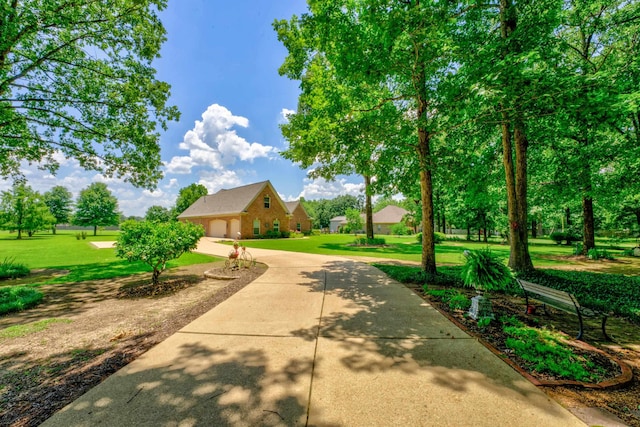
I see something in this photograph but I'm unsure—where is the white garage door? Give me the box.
[209,219,227,237]
[229,219,240,239]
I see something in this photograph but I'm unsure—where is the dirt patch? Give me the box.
[404,283,640,426]
[0,262,266,427]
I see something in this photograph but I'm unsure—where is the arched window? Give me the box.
[253,219,260,236]
[263,196,270,208]
[273,219,280,233]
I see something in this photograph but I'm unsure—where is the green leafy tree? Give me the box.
[73,183,119,235]
[115,220,204,285]
[0,180,54,239]
[44,186,73,234]
[174,183,208,217]
[0,0,179,189]
[145,205,172,223]
[276,1,460,274]
[345,208,363,235]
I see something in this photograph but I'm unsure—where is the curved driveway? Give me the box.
[43,239,585,426]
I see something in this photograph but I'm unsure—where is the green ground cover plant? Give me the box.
[0,286,43,315]
[376,263,640,324]
[501,316,607,382]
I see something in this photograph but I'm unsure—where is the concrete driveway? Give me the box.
[42,239,585,426]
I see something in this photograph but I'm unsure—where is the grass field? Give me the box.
[0,230,217,285]
[232,233,637,268]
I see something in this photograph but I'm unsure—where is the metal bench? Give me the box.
[516,279,611,341]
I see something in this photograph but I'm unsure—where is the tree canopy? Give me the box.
[0,0,179,189]
[73,182,119,235]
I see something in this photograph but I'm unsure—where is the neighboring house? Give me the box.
[284,201,313,233]
[177,181,292,238]
[329,205,409,234]
[371,205,408,235]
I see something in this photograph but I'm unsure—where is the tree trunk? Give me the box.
[531,219,537,238]
[565,207,571,227]
[500,0,533,273]
[364,175,374,240]
[582,196,596,254]
[93,225,97,236]
[52,225,57,235]
[416,63,436,274]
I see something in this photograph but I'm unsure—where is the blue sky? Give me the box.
[3,0,365,217]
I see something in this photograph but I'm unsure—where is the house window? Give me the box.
[296,223,301,232]
[253,219,260,235]
[264,196,270,208]
[273,219,280,233]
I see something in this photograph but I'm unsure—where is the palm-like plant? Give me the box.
[461,248,513,293]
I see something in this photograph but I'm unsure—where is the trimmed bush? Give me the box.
[416,232,445,244]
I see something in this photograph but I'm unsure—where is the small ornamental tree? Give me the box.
[115,220,204,286]
[345,208,363,235]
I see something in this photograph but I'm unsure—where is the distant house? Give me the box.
[285,201,313,233]
[177,180,296,238]
[329,205,408,234]
[371,205,408,234]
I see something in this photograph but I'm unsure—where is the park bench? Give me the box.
[516,279,611,341]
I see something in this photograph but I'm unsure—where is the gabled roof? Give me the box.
[372,205,407,224]
[285,201,311,219]
[177,180,290,219]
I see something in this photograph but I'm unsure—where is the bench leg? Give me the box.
[576,310,584,341]
[602,315,612,341]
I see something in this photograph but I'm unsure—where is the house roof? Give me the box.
[329,205,408,225]
[284,201,299,212]
[177,180,289,219]
[372,205,407,224]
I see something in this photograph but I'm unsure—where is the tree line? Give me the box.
[0,180,209,239]
[275,0,640,274]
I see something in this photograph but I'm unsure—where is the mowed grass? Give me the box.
[0,230,218,286]
[238,234,636,269]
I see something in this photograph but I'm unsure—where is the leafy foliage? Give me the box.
[0,180,55,238]
[0,257,30,280]
[502,317,605,382]
[0,286,43,315]
[461,249,513,293]
[43,186,73,233]
[174,184,208,217]
[0,0,179,188]
[73,183,119,235]
[115,220,205,285]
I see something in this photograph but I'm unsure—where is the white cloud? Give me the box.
[297,177,364,200]
[198,170,243,194]
[166,103,275,174]
[279,108,295,123]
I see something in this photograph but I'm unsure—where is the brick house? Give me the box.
[329,205,408,234]
[177,181,303,238]
[285,201,313,233]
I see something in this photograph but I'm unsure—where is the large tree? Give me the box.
[276,1,458,274]
[174,183,208,217]
[0,0,179,189]
[44,185,73,234]
[0,179,54,239]
[73,182,119,235]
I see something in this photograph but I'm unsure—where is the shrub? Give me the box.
[390,223,411,235]
[461,248,513,293]
[587,248,615,261]
[549,231,564,245]
[416,232,445,244]
[448,292,471,310]
[354,237,386,246]
[0,286,43,315]
[115,220,205,285]
[0,257,30,280]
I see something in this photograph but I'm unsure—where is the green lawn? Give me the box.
[235,234,631,268]
[0,230,217,285]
